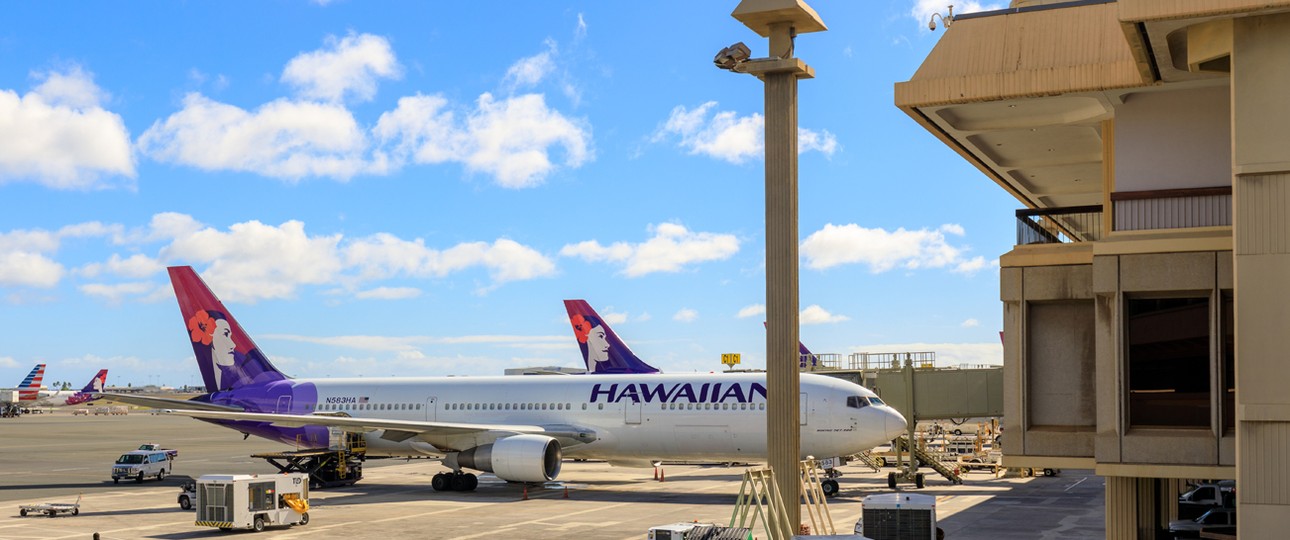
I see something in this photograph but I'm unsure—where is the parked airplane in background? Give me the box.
[103,266,906,493]
[64,370,109,406]
[1,364,46,403]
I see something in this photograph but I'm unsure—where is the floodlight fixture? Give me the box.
[714,42,752,70]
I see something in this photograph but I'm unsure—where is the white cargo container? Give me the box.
[194,473,310,532]
[855,493,936,540]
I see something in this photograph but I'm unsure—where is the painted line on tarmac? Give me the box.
[1063,476,1088,492]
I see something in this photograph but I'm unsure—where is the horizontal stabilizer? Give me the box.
[96,393,245,412]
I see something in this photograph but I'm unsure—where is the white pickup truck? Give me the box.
[111,446,176,484]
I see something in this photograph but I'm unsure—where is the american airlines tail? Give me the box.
[168,266,289,392]
[65,369,108,405]
[563,300,660,374]
[16,363,46,401]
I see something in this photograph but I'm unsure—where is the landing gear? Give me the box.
[432,472,478,492]
[821,479,840,497]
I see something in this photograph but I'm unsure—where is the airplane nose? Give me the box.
[885,408,908,441]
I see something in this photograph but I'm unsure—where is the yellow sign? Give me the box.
[722,353,741,366]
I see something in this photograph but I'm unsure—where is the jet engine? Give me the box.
[457,434,562,483]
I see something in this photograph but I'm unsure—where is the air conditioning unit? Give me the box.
[856,493,936,540]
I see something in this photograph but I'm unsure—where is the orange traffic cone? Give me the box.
[522,485,529,500]
[660,468,666,482]
[563,486,570,499]
[654,467,659,480]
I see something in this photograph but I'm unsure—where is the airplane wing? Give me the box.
[96,393,245,412]
[162,409,599,453]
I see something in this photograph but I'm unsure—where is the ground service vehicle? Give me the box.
[1168,507,1236,538]
[18,495,81,518]
[111,449,174,483]
[194,473,310,532]
[1177,480,1235,520]
[855,493,937,540]
[178,481,196,510]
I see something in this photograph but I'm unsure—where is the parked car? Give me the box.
[1168,507,1236,538]
[1178,480,1235,520]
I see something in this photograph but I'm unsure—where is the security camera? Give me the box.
[714,42,751,70]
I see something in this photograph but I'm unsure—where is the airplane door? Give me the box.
[425,396,437,421]
[276,395,292,413]
[625,401,642,424]
[800,393,808,425]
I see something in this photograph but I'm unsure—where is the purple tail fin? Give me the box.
[563,300,660,374]
[169,266,288,392]
[67,369,108,405]
[763,321,816,368]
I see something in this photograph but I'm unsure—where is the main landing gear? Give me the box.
[432,471,478,492]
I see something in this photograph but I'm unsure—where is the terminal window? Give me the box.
[1125,296,1211,428]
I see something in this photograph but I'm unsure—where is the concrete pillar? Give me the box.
[1231,12,1290,535]
[763,20,802,535]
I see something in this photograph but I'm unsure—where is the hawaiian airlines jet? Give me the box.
[103,266,906,492]
[64,370,108,406]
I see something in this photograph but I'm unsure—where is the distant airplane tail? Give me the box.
[16,363,45,401]
[563,300,660,374]
[168,266,288,393]
[763,321,817,368]
[66,369,108,405]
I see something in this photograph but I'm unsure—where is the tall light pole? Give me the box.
[719,1,825,535]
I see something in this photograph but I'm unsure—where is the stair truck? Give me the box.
[193,473,310,532]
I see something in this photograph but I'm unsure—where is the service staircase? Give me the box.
[853,450,882,472]
[894,436,962,485]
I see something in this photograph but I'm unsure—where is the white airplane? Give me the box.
[105,266,906,492]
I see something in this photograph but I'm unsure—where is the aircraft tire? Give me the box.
[822,479,839,497]
[464,473,478,491]
[451,473,473,491]
[431,473,449,492]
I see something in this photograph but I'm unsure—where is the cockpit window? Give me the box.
[846,396,869,409]
[868,397,885,406]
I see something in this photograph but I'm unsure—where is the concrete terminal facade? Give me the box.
[897,0,1290,537]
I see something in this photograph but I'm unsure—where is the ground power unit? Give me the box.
[856,493,936,540]
[194,473,311,532]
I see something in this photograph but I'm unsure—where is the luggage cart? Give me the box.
[19,494,81,518]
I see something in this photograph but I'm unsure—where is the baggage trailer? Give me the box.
[19,494,81,518]
[194,473,310,532]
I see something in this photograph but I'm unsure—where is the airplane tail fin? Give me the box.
[168,266,288,393]
[18,363,45,388]
[16,363,45,401]
[67,369,108,405]
[563,300,660,374]
[763,321,817,368]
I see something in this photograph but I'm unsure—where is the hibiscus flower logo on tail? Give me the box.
[570,314,592,343]
[188,310,217,345]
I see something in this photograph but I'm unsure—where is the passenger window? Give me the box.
[759,403,765,410]
[582,403,587,410]
[416,404,421,410]
[598,403,604,410]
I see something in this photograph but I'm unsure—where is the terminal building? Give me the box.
[896,0,1290,537]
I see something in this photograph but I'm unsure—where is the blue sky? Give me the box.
[0,0,1014,389]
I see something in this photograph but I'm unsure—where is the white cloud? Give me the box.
[0,357,18,369]
[601,311,628,325]
[281,32,401,103]
[137,93,373,181]
[737,304,765,318]
[79,281,158,303]
[801,223,990,274]
[654,101,837,164]
[355,286,422,300]
[961,318,980,328]
[0,252,63,288]
[504,39,556,89]
[0,221,125,288]
[673,308,698,322]
[911,1,1004,30]
[374,92,591,188]
[344,234,556,286]
[560,222,739,277]
[801,304,849,325]
[78,253,162,279]
[0,66,135,189]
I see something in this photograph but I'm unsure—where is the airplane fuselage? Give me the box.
[206,372,905,463]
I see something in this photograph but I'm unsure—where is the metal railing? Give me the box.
[1016,205,1103,245]
[1111,186,1231,232]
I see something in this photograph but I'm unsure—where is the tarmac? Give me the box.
[0,411,1105,539]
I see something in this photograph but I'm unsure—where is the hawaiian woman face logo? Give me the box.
[570,314,610,368]
[189,309,236,389]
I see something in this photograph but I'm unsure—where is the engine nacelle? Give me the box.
[457,434,562,483]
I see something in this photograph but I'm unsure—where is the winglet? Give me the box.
[563,300,660,374]
[169,266,288,392]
